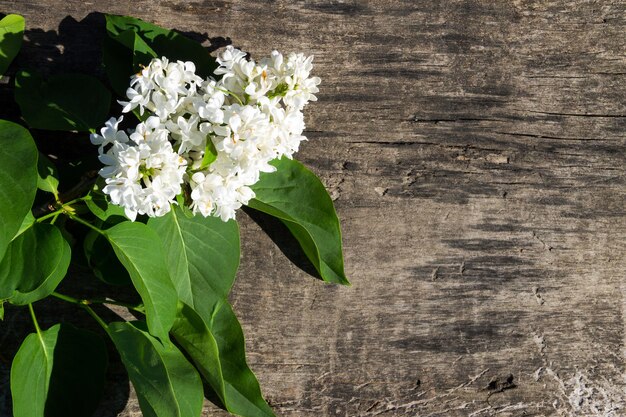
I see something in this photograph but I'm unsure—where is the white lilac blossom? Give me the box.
[91,47,320,221]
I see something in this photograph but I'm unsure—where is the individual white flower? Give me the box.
[261,50,284,75]
[178,61,204,95]
[98,141,131,179]
[194,79,226,124]
[241,62,277,103]
[214,47,249,98]
[120,87,151,114]
[214,46,248,74]
[150,91,181,120]
[118,61,161,115]
[283,80,320,110]
[189,171,218,217]
[90,116,129,153]
[166,114,206,155]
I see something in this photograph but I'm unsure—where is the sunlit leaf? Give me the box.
[0,14,24,76]
[104,222,177,340]
[249,158,349,285]
[108,321,203,417]
[172,302,275,417]
[149,208,273,416]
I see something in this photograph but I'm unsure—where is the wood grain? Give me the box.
[1,1,625,416]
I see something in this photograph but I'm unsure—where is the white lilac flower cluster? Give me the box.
[91,46,321,221]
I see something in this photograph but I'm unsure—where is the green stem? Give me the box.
[36,197,88,223]
[51,292,144,314]
[70,215,103,234]
[28,303,42,336]
[36,208,64,223]
[215,86,244,105]
[50,292,108,330]
[50,291,81,304]
[50,212,61,225]
[61,197,88,207]
[82,305,107,330]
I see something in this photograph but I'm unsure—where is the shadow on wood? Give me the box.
[243,206,322,282]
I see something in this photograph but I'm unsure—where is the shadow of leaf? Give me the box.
[244,207,322,281]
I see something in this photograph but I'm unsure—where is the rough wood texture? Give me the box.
[1,1,625,416]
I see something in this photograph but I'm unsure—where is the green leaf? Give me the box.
[175,194,194,218]
[104,222,177,340]
[0,120,38,260]
[0,14,25,76]
[15,70,111,132]
[11,323,107,417]
[83,229,131,286]
[37,153,60,198]
[199,139,218,169]
[14,211,34,239]
[105,14,217,79]
[172,302,275,417]
[249,158,349,285]
[148,206,240,300]
[0,222,71,305]
[108,321,203,417]
[102,28,157,96]
[85,188,126,221]
[148,208,273,417]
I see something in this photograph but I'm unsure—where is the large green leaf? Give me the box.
[11,323,107,417]
[14,211,34,239]
[108,321,203,417]
[0,222,70,305]
[105,14,217,80]
[0,14,24,76]
[102,28,157,96]
[172,302,275,417]
[148,206,240,300]
[248,158,349,285]
[104,222,177,340]
[0,120,38,260]
[148,208,273,417]
[15,70,111,132]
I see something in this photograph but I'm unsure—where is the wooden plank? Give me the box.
[0,1,625,416]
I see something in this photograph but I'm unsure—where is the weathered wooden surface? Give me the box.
[1,1,626,416]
